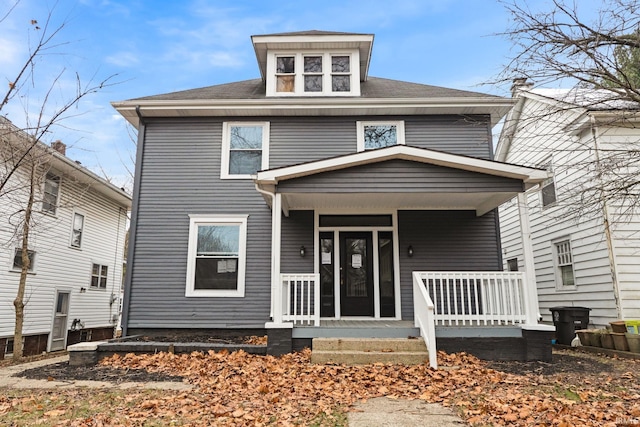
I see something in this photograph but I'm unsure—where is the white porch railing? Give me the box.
[414,271,527,326]
[281,274,320,326]
[412,272,438,369]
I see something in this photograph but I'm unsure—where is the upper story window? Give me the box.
[70,212,85,248]
[42,173,60,215]
[540,158,556,208]
[356,121,405,152]
[221,122,270,179]
[12,248,35,272]
[90,263,108,289]
[267,51,360,97]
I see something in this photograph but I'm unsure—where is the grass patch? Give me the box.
[0,388,185,426]
[309,407,348,427]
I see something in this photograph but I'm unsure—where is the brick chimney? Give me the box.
[51,140,66,155]
[511,78,533,97]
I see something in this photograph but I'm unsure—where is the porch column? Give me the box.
[271,193,283,323]
[517,192,541,325]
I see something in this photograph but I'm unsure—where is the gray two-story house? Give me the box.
[113,31,552,366]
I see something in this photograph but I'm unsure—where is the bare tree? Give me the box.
[1,2,117,359]
[496,0,640,221]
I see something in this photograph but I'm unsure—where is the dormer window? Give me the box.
[267,51,360,97]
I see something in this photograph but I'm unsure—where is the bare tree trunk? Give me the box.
[12,163,35,360]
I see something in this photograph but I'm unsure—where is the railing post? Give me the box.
[517,193,541,325]
[272,193,283,324]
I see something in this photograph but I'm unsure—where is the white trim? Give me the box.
[313,210,401,321]
[89,261,110,291]
[41,172,61,216]
[221,122,270,179]
[69,210,85,249]
[10,247,36,274]
[356,120,405,152]
[552,236,577,292]
[266,51,360,97]
[48,288,72,352]
[256,145,548,187]
[185,214,248,297]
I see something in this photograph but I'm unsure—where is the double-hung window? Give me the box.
[186,215,247,297]
[42,173,60,215]
[554,239,576,290]
[90,263,108,289]
[221,122,269,179]
[70,212,85,248]
[356,121,405,151]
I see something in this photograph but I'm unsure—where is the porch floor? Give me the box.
[292,320,419,339]
[291,319,526,339]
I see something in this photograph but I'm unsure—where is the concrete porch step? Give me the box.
[311,337,429,365]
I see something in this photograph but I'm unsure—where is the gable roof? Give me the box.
[495,86,640,162]
[255,145,547,216]
[256,145,547,186]
[0,116,131,207]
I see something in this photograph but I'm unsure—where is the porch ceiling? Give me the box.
[278,191,518,216]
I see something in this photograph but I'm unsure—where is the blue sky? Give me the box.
[1,0,599,189]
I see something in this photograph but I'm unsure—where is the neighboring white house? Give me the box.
[0,117,131,358]
[496,79,640,328]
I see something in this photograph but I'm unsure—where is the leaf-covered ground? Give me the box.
[1,348,639,426]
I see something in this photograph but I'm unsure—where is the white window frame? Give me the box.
[11,248,36,273]
[266,50,361,97]
[185,214,248,297]
[540,157,557,208]
[221,122,270,179]
[553,238,576,291]
[90,262,109,290]
[42,172,61,215]
[70,211,85,249]
[356,121,406,152]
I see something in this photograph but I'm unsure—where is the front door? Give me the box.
[340,232,374,316]
[51,291,69,351]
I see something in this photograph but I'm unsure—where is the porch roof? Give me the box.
[254,146,548,216]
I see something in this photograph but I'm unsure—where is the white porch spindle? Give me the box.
[415,271,528,326]
[281,273,320,326]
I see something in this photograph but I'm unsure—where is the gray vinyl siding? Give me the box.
[277,160,523,193]
[269,115,492,167]
[398,210,502,319]
[280,210,314,274]
[128,119,272,329]
[127,113,495,329]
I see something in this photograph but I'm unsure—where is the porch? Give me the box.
[271,271,551,369]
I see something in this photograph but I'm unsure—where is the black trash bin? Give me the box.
[549,306,591,345]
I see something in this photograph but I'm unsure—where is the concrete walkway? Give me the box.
[1,356,468,426]
[348,397,467,426]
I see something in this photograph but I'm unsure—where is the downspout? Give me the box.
[254,182,277,320]
[591,117,623,319]
[109,206,124,328]
[120,106,146,337]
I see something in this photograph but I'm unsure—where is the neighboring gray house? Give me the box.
[113,31,551,366]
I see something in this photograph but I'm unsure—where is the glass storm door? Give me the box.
[340,232,374,316]
[51,291,69,351]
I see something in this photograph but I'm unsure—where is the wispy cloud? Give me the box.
[105,51,141,67]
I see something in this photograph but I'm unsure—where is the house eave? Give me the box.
[112,97,513,128]
[251,33,375,82]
